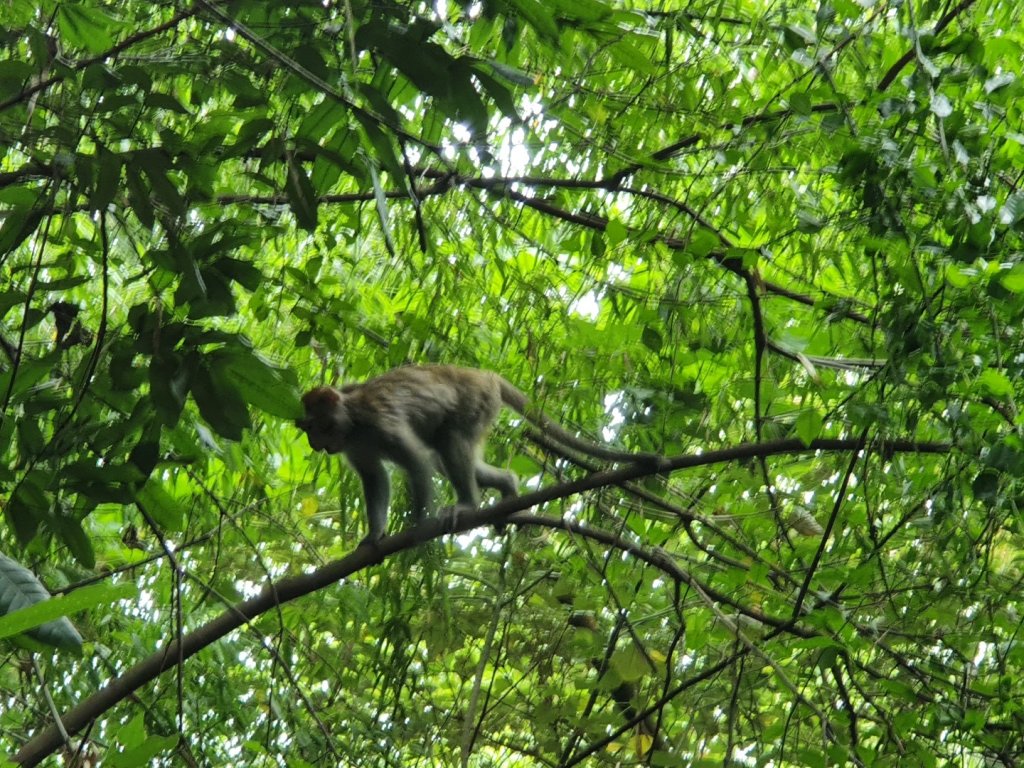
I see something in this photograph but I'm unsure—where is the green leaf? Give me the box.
[796,210,824,233]
[641,326,663,352]
[354,109,403,179]
[546,0,614,22]
[972,470,999,503]
[109,714,179,766]
[945,264,973,289]
[609,40,656,76]
[930,93,952,118]
[124,166,155,229]
[795,410,824,446]
[92,146,123,212]
[508,0,559,41]
[977,368,1013,398]
[57,3,116,54]
[144,91,190,114]
[686,229,719,259]
[0,552,83,650]
[296,99,349,143]
[6,476,49,545]
[790,92,812,116]
[136,479,185,531]
[1002,192,1024,225]
[219,349,303,420]
[605,218,628,246]
[999,264,1024,293]
[149,354,190,427]
[49,515,96,569]
[485,60,536,87]
[137,149,185,216]
[783,24,816,49]
[447,63,489,138]
[105,736,180,768]
[0,206,43,257]
[214,257,262,291]
[609,644,648,683]
[191,360,252,441]
[472,68,522,122]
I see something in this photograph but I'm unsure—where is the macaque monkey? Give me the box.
[297,365,658,543]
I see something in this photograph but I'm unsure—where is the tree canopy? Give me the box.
[2,0,1023,765]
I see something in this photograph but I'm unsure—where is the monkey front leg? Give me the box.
[386,434,439,528]
[404,452,437,523]
[355,461,390,545]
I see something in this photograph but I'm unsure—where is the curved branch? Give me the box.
[0,7,199,114]
[877,0,978,91]
[13,435,950,765]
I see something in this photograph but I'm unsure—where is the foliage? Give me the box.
[1,0,1023,765]
[0,552,82,650]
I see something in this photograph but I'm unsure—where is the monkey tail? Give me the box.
[497,376,661,466]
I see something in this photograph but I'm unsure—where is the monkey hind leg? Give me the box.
[437,439,484,510]
[475,461,518,535]
[475,462,518,499]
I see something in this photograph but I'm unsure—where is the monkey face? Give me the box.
[297,387,354,454]
[297,421,336,453]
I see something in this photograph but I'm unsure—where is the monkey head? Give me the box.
[297,387,352,454]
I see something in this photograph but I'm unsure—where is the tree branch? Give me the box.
[13,435,949,765]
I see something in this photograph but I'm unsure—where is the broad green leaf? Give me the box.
[605,218,628,246]
[486,60,536,87]
[795,410,824,446]
[796,210,824,233]
[789,92,812,115]
[686,229,719,259]
[609,644,649,683]
[49,515,95,569]
[105,736,180,768]
[0,207,42,257]
[609,40,657,76]
[191,361,252,441]
[0,553,83,650]
[124,166,155,228]
[144,91,190,114]
[641,326,663,352]
[214,257,262,292]
[297,99,349,143]
[149,354,190,427]
[545,0,613,21]
[1001,192,1024,224]
[471,68,521,121]
[508,0,559,40]
[999,264,1024,293]
[5,492,37,548]
[135,479,185,532]
[57,3,116,53]
[92,146,122,211]
[977,368,1013,398]
[219,349,303,420]
[354,109,403,179]
[137,149,185,216]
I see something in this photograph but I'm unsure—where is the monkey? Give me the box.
[296,365,660,544]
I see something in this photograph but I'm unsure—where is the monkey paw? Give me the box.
[358,533,384,548]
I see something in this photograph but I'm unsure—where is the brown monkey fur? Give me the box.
[297,365,657,543]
